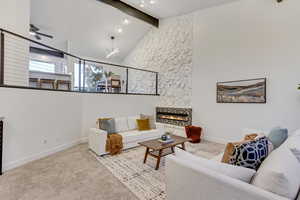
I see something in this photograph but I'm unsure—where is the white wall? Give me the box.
[81,94,158,138]
[124,0,300,143]
[192,0,300,142]
[0,87,159,171]
[0,0,30,34]
[0,88,82,171]
[124,15,193,108]
[0,0,31,86]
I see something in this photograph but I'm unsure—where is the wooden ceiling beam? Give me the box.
[97,0,159,28]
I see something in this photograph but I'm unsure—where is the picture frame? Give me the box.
[217,78,267,103]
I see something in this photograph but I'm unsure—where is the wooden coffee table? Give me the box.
[139,135,190,170]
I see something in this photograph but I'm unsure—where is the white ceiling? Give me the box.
[121,0,238,19]
[30,0,237,63]
[30,0,152,63]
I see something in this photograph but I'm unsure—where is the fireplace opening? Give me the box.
[156,107,192,127]
[157,112,189,122]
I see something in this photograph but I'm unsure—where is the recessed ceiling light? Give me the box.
[123,18,130,25]
[140,0,145,7]
[29,31,36,36]
[116,27,123,34]
[149,0,156,4]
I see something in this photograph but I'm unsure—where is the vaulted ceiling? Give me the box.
[121,0,237,19]
[30,0,237,63]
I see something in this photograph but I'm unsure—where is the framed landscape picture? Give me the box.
[217,78,266,103]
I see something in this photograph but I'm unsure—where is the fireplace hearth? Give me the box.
[156,107,192,127]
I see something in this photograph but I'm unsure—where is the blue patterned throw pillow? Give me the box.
[231,137,269,170]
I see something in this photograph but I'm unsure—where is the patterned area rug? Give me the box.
[94,141,224,200]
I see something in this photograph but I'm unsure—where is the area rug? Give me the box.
[94,141,224,200]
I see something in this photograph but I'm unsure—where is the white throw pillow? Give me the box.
[289,128,300,137]
[114,117,129,133]
[175,149,256,183]
[284,133,300,163]
[291,148,300,163]
[251,144,300,199]
[127,116,139,130]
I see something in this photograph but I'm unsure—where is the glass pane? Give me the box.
[128,69,156,95]
[83,61,126,93]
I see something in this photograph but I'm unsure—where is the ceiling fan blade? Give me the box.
[30,24,39,32]
[36,32,54,39]
[35,35,42,40]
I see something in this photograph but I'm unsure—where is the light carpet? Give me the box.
[94,141,224,200]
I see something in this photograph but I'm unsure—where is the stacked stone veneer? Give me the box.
[123,14,193,108]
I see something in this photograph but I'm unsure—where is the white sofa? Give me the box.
[166,129,300,200]
[89,116,163,156]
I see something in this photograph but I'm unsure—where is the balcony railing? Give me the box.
[0,28,159,96]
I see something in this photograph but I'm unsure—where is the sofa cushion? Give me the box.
[119,129,161,143]
[175,148,256,183]
[223,137,270,171]
[285,132,300,148]
[222,139,253,164]
[291,148,300,162]
[236,137,270,170]
[100,119,116,134]
[286,133,300,163]
[115,117,129,133]
[288,128,300,137]
[127,116,139,130]
[251,141,300,199]
[140,114,156,129]
[267,127,288,149]
[137,119,151,131]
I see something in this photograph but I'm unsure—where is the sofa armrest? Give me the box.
[90,128,108,135]
[89,128,108,156]
[166,155,288,200]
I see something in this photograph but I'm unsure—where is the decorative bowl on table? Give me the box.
[159,132,174,144]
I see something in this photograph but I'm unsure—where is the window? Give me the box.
[74,63,84,89]
[29,60,55,73]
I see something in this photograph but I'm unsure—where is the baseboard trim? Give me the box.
[79,137,88,143]
[3,137,87,172]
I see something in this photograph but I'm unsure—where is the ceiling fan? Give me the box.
[106,36,120,59]
[29,24,54,40]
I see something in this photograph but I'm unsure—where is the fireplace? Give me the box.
[156,107,192,127]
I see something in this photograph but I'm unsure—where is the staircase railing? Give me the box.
[0,28,159,96]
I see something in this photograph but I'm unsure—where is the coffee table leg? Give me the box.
[144,148,149,164]
[182,143,186,151]
[155,149,163,170]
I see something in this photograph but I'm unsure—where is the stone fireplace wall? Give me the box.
[123,14,193,108]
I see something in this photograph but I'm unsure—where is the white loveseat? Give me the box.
[166,129,300,200]
[89,116,163,156]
